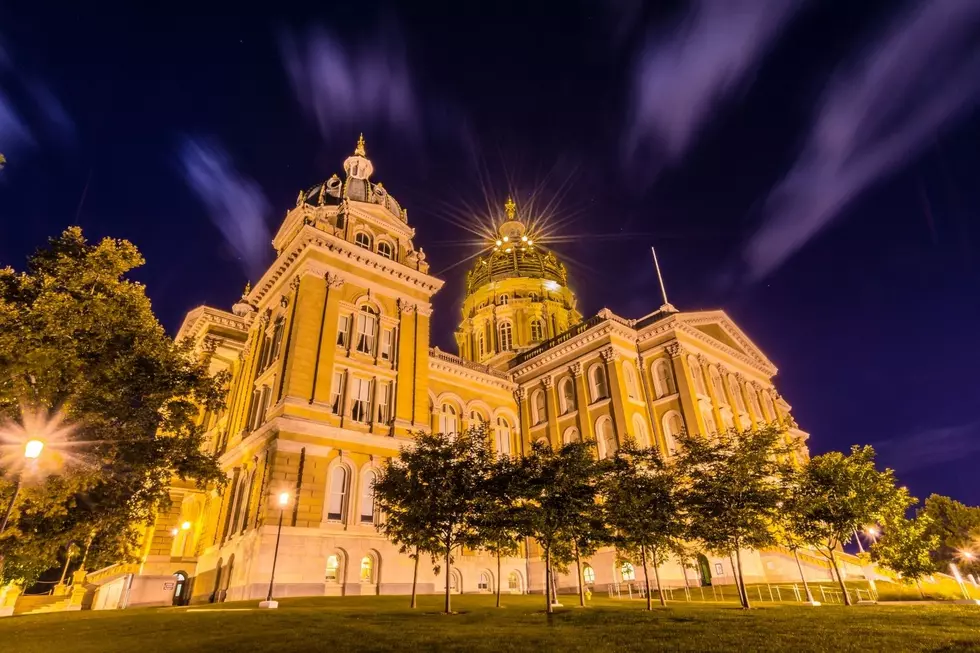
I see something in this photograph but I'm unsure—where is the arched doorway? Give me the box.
[449,569,462,594]
[172,571,188,606]
[210,558,223,603]
[696,553,712,586]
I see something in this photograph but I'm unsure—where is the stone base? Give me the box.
[803,601,821,606]
[258,600,279,609]
[954,599,980,605]
[0,607,13,618]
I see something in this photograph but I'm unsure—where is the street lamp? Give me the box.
[0,440,45,534]
[865,526,880,544]
[260,491,291,609]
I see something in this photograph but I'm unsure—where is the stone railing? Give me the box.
[511,315,605,366]
[429,348,510,379]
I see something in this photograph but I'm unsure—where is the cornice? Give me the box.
[176,306,247,343]
[510,320,636,379]
[428,351,516,392]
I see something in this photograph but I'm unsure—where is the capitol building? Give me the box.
[113,137,831,607]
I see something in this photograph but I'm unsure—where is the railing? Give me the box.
[511,315,604,366]
[429,348,510,379]
[606,582,875,605]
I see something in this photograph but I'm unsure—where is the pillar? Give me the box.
[602,347,629,445]
[569,361,593,440]
[543,376,560,447]
[666,342,705,435]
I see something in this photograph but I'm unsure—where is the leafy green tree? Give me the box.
[675,425,793,608]
[604,438,683,609]
[920,494,980,576]
[515,439,606,613]
[473,454,523,608]
[771,467,822,603]
[372,426,492,614]
[0,228,226,585]
[871,514,939,597]
[793,445,910,606]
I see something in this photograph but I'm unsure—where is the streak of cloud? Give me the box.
[280,25,420,143]
[178,138,271,279]
[874,419,980,473]
[625,0,803,168]
[745,1,980,281]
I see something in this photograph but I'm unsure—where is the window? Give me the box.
[689,356,708,395]
[360,555,374,583]
[478,573,491,592]
[621,562,635,582]
[255,385,272,428]
[498,294,509,305]
[588,364,608,402]
[337,314,350,348]
[530,319,543,342]
[701,405,717,434]
[529,292,540,302]
[476,332,485,359]
[499,321,513,351]
[508,572,521,592]
[763,391,776,421]
[663,412,684,455]
[632,414,649,448]
[246,388,261,431]
[495,417,511,455]
[715,562,724,576]
[360,470,377,525]
[531,389,547,425]
[354,231,372,249]
[330,371,345,415]
[377,241,393,259]
[722,409,735,431]
[270,319,285,362]
[624,363,638,400]
[749,387,762,419]
[710,366,726,403]
[729,375,746,412]
[376,382,391,424]
[654,359,676,398]
[355,306,377,355]
[562,427,580,444]
[597,417,617,458]
[439,403,459,435]
[380,329,393,361]
[350,377,371,423]
[327,466,349,521]
[325,554,341,583]
[583,565,595,585]
[559,377,576,414]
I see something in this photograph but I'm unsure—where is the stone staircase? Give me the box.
[12,594,74,616]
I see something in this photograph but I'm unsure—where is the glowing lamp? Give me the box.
[495,240,502,246]
[181,521,192,531]
[278,492,290,507]
[962,551,976,560]
[543,280,560,291]
[171,528,179,537]
[503,236,509,243]
[505,248,512,253]
[527,240,533,246]
[521,235,527,242]
[24,439,44,459]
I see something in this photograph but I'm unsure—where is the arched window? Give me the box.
[689,356,708,395]
[354,231,372,249]
[588,364,608,402]
[583,565,595,585]
[597,416,617,458]
[562,427,580,444]
[495,417,512,455]
[729,375,746,412]
[478,572,491,592]
[360,555,375,583]
[721,409,735,431]
[535,436,550,449]
[439,403,459,435]
[663,411,684,455]
[327,466,349,522]
[498,294,509,305]
[530,319,543,342]
[529,292,540,302]
[621,562,636,582]
[499,321,513,351]
[355,306,377,355]
[359,470,377,525]
[749,386,762,419]
[763,391,776,421]
[531,389,547,425]
[709,366,726,403]
[624,363,639,400]
[270,318,285,361]
[701,405,717,434]
[377,241,393,259]
[559,377,576,414]
[632,414,649,448]
[476,332,485,359]
[507,571,522,593]
[653,359,676,398]
[325,554,342,583]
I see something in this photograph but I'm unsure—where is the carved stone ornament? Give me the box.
[290,276,301,291]
[259,309,271,326]
[280,294,289,309]
[398,299,417,315]
[601,347,618,363]
[542,376,554,389]
[697,353,709,367]
[326,273,346,289]
[665,342,683,358]
[568,361,583,377]
[514,387,527,402]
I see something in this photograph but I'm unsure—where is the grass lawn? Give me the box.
[2,594,980,652]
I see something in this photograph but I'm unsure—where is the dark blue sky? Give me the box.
[2,2,979,505]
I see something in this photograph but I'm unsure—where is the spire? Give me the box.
[651,246,677,313]
[354,133,366,157]
[504,197,516,220]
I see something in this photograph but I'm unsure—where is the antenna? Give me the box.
[651,246,677,313]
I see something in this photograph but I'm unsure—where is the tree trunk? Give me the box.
[496,551,502,608]
[652,550,666,607]
[575,543,586,607]
[681,557,690,591]
[828,548,851,606]
[732,550,750,609]
[793,548,814,603]
[545,545,553,614]
[410,548,420,609]
[444,540,452,614]
[915,578,924,600]
[641,545,652,611]
[729,552,747,608]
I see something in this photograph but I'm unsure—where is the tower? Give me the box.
[456,198,581,368]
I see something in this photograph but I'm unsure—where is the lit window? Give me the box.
[689,356,708,395]
[499,322,513,351]
[376,382,391,424]
[270,319,285,361]
[624,363,638,399]
[440,403,459,435]
[380,329,393,360]
[729,375,746,412]
[337,314,350,348]
[701,405,717,434]
[325,554,340,582]
[508,572,521,592]
[562,427,580,444]
[360,471,377,525]
[621,562,635,582]
[763,392,776,421]
[478,573,491,592]
[654,359,675,398]
[663,412,683,455]
[360,555,374,583]
[350,377,371,423]
[477,332,486,359]
[495,417,511,455]
[529,292,540,302]
[327,467,349,521]
[330,371,345,415]
[632,414,649,448]
[530,319,543,342]
[377,241,393,259]
[355,306,377,355]
[532,389,547,425]
[559,377,576,414]
[710,366,726,403]
[354,232,372,249]
[499,294,509,305]
[597,417,617,458]
[588,364,608,402]
[583,565,595,584]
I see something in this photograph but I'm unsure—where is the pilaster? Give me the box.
[666,342,705,436]
[570,361,593,440]
[602,347,628,446]
[543,375,560,447]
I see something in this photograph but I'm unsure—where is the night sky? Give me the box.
[2,2,980,507]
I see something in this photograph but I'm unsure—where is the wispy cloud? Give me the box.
[280,25,420,143]
[874,419,980,473]
[624,0,803,169]
[177,137,271,278]
[744,1,980,281]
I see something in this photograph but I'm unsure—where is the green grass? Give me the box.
[3,594,980,652]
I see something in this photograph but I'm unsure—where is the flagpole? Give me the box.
[651,246,669,307]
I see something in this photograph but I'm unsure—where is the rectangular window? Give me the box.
[337,314,350,348]
[356,312,376,355]
[376,382,391,424]
[380,329,392,360]
[350,377,371,423]
[330,371,345,415]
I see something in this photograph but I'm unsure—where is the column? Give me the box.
[543,375,560,447]
[413,305,434,429]
[570,361,593,440]
[666,342,705,435]
[281,270,332,404]
[515,387,531,452]
[393,301,417,433]
[602,347,629,445]
[700,355,726,434]
[310,274,345,406]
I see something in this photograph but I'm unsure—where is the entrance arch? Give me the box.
[696,553,712,586]
[172,571,189,606]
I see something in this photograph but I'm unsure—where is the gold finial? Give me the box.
[504,197,516,220]
[354,133,366,156]
[242,282,251,298]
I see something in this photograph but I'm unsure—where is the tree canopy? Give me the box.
[920,494,980,576]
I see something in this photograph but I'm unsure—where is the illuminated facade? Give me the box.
[125,137,819,607]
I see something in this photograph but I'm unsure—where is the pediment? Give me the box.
[678,311,777,375]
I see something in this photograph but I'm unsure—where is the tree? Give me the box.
[472,454,523,608]
[0,228,226,585]
[675,424,793,608]
[871,514,939,597]
[604,438,683,609]
[794,446,910,606]
[372,426,492,614]
[515,439,606,613]
[772,467,821,603]
[920,494,980,577]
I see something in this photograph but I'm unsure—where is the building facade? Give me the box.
[127,137,819,607]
